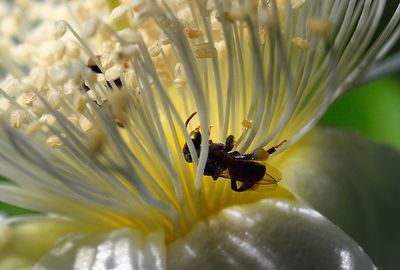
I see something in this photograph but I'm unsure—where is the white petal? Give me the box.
[278,128,400,269]
[168,199,375,270]
[33,229,165,270]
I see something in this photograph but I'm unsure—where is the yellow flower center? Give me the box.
[0,0,398,244]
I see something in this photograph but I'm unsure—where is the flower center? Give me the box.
[0,0,398,244]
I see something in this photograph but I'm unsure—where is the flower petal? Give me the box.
[278,127,400,269]
[33,229,165,270]
[167,199,375,270]
[0,216,83,270]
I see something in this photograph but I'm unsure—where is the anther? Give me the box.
[309,18,333,39]
[292,37,310,50]
[242,119,253,129]
[82,17,99,38]
[87,129,105,154]
[47,135,63,148]
[194,43,216,59]
[10,110,27,129]
[110,5,130,23]
[54,21,67,40]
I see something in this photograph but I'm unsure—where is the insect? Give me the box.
[80,57,122,93]
[80,57,126,127]
[182,112,286,192]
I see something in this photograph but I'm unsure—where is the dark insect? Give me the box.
[80,56,123,93]
[80,57,126,127]
[182,112,286,192]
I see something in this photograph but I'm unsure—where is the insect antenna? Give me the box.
[185,112,198,127]
[267,140,287,155]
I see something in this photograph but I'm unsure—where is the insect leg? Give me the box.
[225,135,235,151]
[230,180,239,191]
[266,140,287,155]
[236,181,256,192]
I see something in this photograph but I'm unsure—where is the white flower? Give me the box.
[0,0,399,269]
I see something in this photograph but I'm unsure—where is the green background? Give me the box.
[321,75,400,149]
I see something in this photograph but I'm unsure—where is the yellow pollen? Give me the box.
[242,119,254,129]
[75,95,87,113]
[308,18,333,39]
[39,114,56,127]
[194,43,216,59]
[186,27,202,39]
[47,90,62,110]
[79,115,93,132]
[105,65,122,82]
[122,71,137,89]
[110,5,129,23]
[87,130,105,154]
[173,77,186,90]
[65,40,81,59]
[53,20,67,40]
[21,91,37,106]
[292,37,310,49]
[100,54,115,70]
[108,90,129,124]
[10,110,27,129]
[31,68,48,90]
[149,42,162,57]
[82,17,99,38]
[26,121,45,136]
[47,135,63,148]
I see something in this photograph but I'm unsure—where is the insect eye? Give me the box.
[182,144,193,162]
[190,130,202,148]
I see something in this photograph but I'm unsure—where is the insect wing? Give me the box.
[248,182,278,192]
[259,163,282,184]
[213,169,233,180]
[248,164,282,192]
[211,161,280,183]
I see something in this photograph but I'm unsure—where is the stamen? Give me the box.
[292,37,310,49]
[110,5,130,23]
[194,43,216,59]
[54,20,67,40]
[47,135,63,148]
[242,119,253,129]
[308,18,333,39]
[0,0,398,240]
[26,121,45,136]
[10,110,27,129]
[47,90,63,110]
[65,40,82,59]
[86,129,105,154]
[82,17,99,38]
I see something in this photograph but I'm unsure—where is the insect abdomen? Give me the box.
[229,161,266,183]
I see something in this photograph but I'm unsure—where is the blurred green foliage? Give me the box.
[321,75,400,149]
[0,201,35,216]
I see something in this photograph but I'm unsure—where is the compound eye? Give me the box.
[182,144,193,162]
[190,130,202,147]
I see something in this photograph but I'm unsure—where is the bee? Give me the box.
[182,112,286,192]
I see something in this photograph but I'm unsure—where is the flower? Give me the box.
[0,0,399,269]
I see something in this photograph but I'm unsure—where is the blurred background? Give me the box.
[321,0,400,149]
[0,0,399,216]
